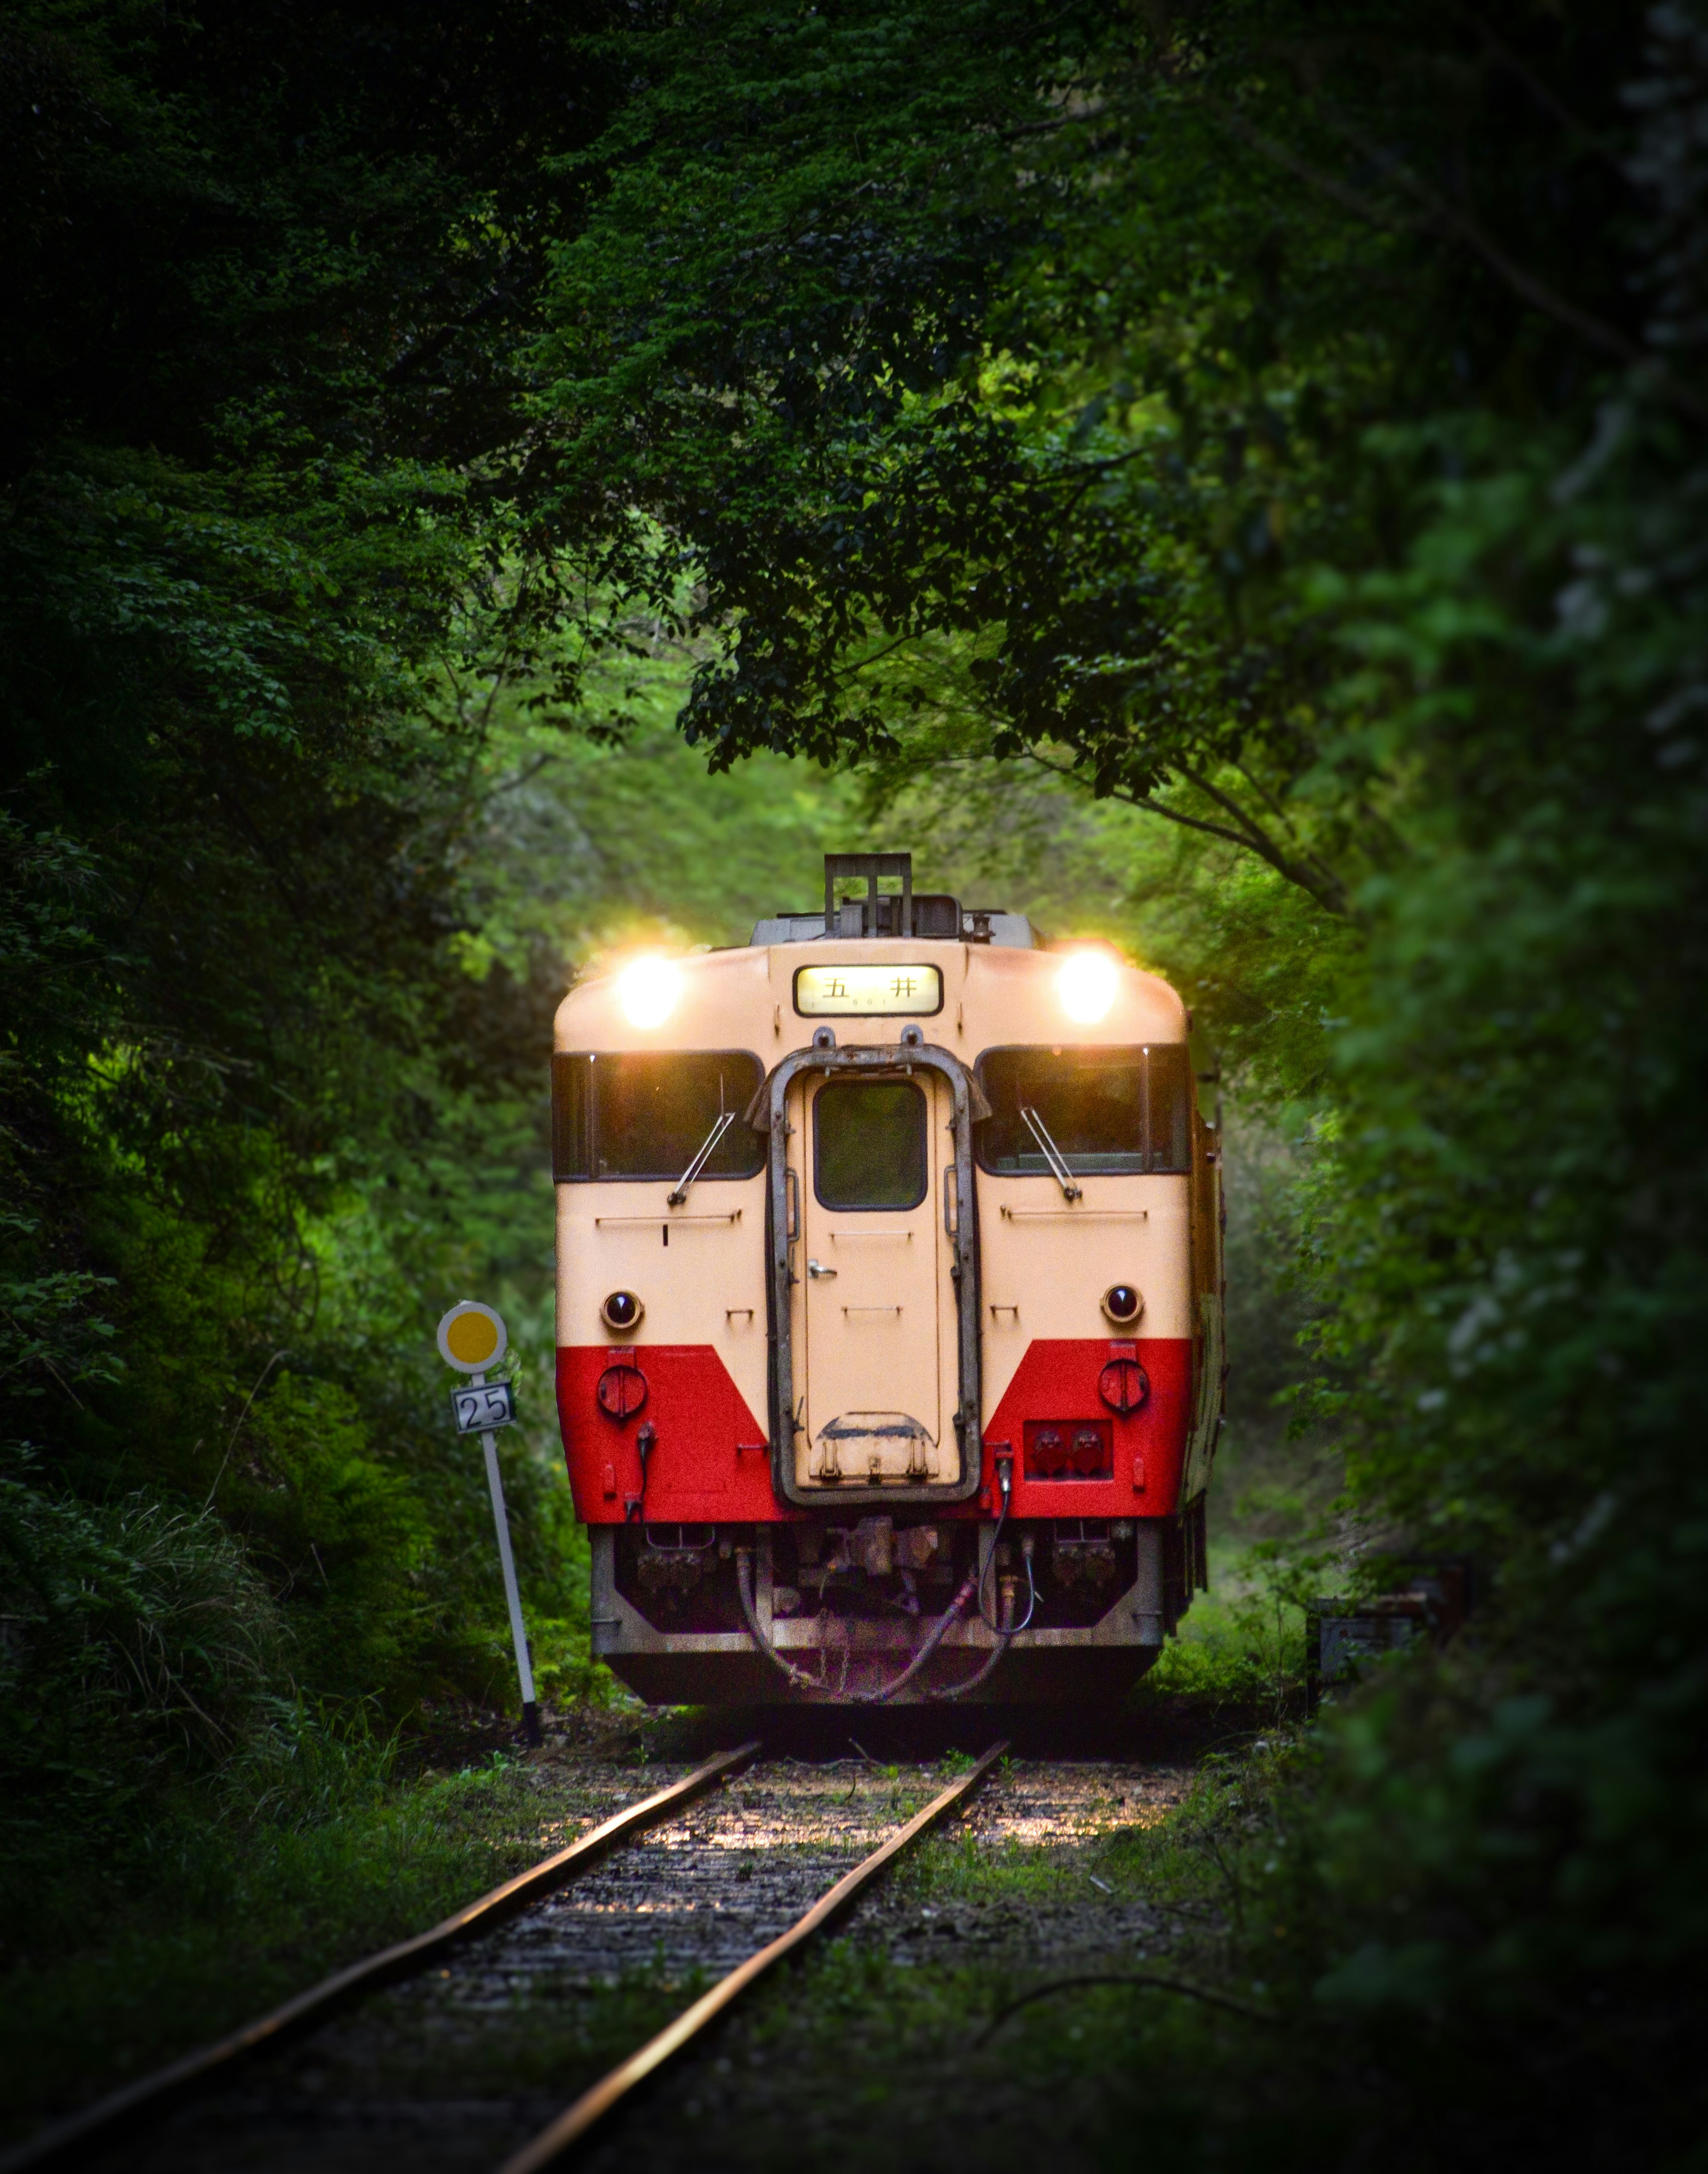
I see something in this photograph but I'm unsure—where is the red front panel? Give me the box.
[557,1345,784,1525]
[558,1337,1190,1524]
[967,1338,1192,1519]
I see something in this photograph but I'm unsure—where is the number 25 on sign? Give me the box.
[451,1379,516,1435]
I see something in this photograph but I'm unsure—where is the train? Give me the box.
[552,853,1223,1704]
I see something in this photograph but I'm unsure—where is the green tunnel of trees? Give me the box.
[2,0,1704,2162]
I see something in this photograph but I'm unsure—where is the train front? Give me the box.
[553,856,1223,1704]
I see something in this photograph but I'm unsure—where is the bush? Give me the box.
[0,1460,283,1856]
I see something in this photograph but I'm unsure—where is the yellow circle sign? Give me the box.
[436,1301,507,1375]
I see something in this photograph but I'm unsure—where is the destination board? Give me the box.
[793,964,944,1016]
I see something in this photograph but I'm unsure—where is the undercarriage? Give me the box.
[588,1504,1207,1705]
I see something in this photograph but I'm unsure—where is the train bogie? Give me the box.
[553,856,1223,1704]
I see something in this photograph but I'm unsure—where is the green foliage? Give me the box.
[3,0,1706,2160]
[1143,1543,1313,1717]
[534,0,1644,914]
[0,1458,284,1841]
[0,3,656,1983]
[0,1741,552,2127]
[523,1,1708,2160]
[222,1375,435,1691]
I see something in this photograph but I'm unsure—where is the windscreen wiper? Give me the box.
[1018,1104,1083,1202]
[668,1109,737,1206]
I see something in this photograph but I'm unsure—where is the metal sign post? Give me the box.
[437,1302,540,1748]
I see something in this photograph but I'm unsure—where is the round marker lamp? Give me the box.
[618,955,681,1029]
[1057,950,1118,1024]
[600,1290,645,1331]
[1102,1283,1144,1327]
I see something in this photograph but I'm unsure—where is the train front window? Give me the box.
[551,1052,765,1182]
[975,1045,1192,1175]
[813,1078,929,1210]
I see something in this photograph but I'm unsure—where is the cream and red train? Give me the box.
[552,855,1223,1705]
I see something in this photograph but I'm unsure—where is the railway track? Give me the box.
[3,1739,1031,2174]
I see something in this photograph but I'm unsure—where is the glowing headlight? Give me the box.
[618,955,681,1029]
[1057,950,1118,1024]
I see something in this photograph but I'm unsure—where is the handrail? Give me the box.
[748,1040,988,1509]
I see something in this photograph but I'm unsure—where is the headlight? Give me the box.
[1056,950,1117,1024]
[618,955,681,1028]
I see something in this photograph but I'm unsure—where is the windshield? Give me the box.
[975,1045,1192,1176]
[552,1052,765,1182]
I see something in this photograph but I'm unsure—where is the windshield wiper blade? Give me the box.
[1018,1104,1082,1202]
[668,1109,737,1206]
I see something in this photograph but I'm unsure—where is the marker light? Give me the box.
[618,955,681,1029]
[600,1290,644,1331]
[1057,950,1118,1024]
[1102,1283,1144,1327]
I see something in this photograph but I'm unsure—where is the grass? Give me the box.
[0,1551,1315,2165]
[599,1750,1312,2174]
[1137,1539,1313,1722]
[0,1732,572,2145]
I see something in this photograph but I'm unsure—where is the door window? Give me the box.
[812,1078,928,1210]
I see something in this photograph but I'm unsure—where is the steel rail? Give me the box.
[0,1741,762,2174]
[498,1738,1010,2174]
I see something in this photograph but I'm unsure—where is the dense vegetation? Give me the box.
[531,6,1707,2154]
[2,0,590,1890]
[3,0,1704,2162]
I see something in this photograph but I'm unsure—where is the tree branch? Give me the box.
[1445,5,1626,174]
[973,1973,1281,2049]
[1297,96,1708,425]
[1023,747,1354,916]
[1209,103,1433,239]
[1176,763,1352,912]
[1203,77,1706,424]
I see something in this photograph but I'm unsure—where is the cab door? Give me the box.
[793,1069,951,1487]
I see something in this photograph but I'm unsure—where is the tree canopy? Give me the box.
[534,4,1684,911]
[3,0,1706,2160]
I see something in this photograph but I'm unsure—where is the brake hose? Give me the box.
[931,1530,1036,1702]
[735,1545,979,1705]
[736,1451,1036,1705]
[733,1546,826,1694]
[974,1454,1035,1634]
[847,1570,980,1705]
